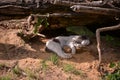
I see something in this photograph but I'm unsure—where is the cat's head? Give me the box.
[73,35,90,47]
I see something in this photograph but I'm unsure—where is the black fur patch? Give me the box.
[52,38,60,43]
[45,47,53,52]
[45,38,60,52]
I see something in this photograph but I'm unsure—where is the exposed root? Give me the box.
[20,15,46,39]
[96,23,120,66]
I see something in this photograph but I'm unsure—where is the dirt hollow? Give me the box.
[0,19,120,80]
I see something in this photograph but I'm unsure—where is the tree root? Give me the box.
[96,23,120,66]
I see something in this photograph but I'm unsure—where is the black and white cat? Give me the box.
[45,35,90,58]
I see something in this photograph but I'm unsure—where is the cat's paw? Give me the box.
[81,40,90,46]
[62,54,72,58]
[63,45,71,53]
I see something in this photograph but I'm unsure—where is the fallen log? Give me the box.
[0,0,119,27]
[0,0,120,16]
[0,12,117,29]
[71,5,120,17]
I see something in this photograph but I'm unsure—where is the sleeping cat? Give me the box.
[45,35,90,58]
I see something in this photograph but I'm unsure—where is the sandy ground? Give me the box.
[0,19,120,80]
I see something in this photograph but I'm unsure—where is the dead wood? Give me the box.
[0,12,115,29]
[20,24,46,39]
[55,0,103,7]
[71,5,120,17]
[0,0,119,16]
[96,23,120,65]
[27,13,104,27]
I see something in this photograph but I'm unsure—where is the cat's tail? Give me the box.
[45,39,72,58]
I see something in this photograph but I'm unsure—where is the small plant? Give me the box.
[103,62,120,80]
[105,35,114,42]
[109,62,116,68]
[66,26,94,36]
[104,71,120,80]
[0,64,5,69]
[105,35,120,47]
[67,76,72,80]
[34,17,49,34]
[0,76,11,80]
[28,71,37,80]
[49,54,59,65]
[12,66,21,76]
[41,60,48,71]
[63,64,82,75]
[63,64,75,72]
[105,35,114,45]
[25,69,38,80]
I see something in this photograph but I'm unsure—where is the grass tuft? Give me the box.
[66,26,94,36]
[103,62,120,80]
[63,64,82,75]
[41,60,48,71]
[0,76,11,80]
[49,54,59,65]
[0,64,5,69]
[12,66,22,76]
[25,69,38,80]
[105,35,120,47]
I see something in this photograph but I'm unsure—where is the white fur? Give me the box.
[46,35,90,58]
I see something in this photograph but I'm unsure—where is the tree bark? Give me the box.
[71,5,120,17]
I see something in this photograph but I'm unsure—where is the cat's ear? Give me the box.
[81,35,89,40]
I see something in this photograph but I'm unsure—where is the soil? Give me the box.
[0,18,120,80]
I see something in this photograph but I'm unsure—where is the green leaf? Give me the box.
[63,64,75,72]
[12,66,21,75]
[41,60,48,71]
[44,18,49,27]
[109,62,116,68]
[33,18,42,34]
[0,76,11,80]
[50,54,59,65]
[105,35,114,42]
[33,17,49,34]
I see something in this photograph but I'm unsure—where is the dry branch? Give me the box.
[71,5,120,17]
[55,0,103,7]
[96,23,120,65]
